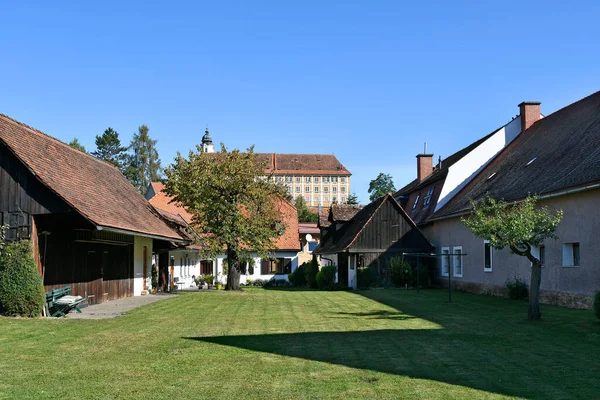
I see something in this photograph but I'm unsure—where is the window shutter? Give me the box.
[261,259,270,275]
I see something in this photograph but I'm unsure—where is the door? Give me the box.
[348,255,357,290]
[142,246,148,292]
[337,253,349,287]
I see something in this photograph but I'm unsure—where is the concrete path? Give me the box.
[67,293,175,320]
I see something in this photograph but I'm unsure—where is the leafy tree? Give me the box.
[165,144,288,290]
[346,192,359,205]
[294,196,319,223]
[91,127,127,169]
[368,173,396,201]
[462,195,563,320]
[68,138,86,152]
[124,125,162,192]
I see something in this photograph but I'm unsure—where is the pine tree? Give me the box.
[124,125,162,193]
[91,128,127,169]
[68,138,86,153]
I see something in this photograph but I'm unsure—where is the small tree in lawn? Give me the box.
[462,195,563,320]
[165,144,287,290]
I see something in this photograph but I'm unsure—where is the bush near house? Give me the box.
[316,266,337,290]
[289,262,307,287]
[305,256,319,288]
[594,291,600,320]
[357,267,376,289]
[505,275,529,300]
[388,257,412,287]
[0,240,45,317]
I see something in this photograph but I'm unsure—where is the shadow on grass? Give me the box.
[184,329,522,398]
[332,310,416,321]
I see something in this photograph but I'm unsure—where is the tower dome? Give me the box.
[201,127,214,153]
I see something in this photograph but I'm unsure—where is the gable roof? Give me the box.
[0,114,182,241]
[434,90,600,219]
[314,194,431,254]
[317,203,363,229]
[147,182,301,251]
[204,152,351,176]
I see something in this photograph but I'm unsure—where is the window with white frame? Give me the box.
[324,187,329,193]
[306,177,311,183]
[314,177,320,183]
[295,186,301,193]
[341,196,346,203]
[413,194,420,210]
[296,177,301,183]
[332,187,337,193]
[314,187,319,193]
[332,176,338,183]
[441,247,450,276]
[304,195,309,202]
[323,177,330,183]
[314,196,320,203]
[453,246,463,277]
[324,195,329,202]
[341,177,346,183]
[305,186,310,192]
[531,245,545,267]
[341,186,346,193]
[423,186,435,207]
[484,240,493,272]
[285,176,292,183]
[562,243,580,267]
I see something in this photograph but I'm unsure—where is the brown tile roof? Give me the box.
[148,182,300,251]
[434,90,600,219]
[331,204,363,222]
[299,223,320,235]
[205,152,351,176]
[147,182,194,224]
[0,114,182,241]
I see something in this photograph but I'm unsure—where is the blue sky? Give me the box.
[1,1,599,203]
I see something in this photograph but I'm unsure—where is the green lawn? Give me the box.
[0,289,599,399]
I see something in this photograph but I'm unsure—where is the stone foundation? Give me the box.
[439,280,593,310]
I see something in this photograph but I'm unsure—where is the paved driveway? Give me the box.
[67,293,175,319]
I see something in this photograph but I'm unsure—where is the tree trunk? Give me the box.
[528,261,542,320]
[225,248,241,290]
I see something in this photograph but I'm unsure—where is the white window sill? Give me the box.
[441,273,449,277]
[562,265,581,268]
[484,269,493,273]
[453,274,463,278]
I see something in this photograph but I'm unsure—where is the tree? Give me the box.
[462,195,563,320]
[346,192,359,205]
[368,173,396,201]
[164,144,288,290]
[124,125,162,193]
[91,127,127,169]
[294,196,319,223]
[68,138,86,152]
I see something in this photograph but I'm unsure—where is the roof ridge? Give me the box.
[0,113,124,172]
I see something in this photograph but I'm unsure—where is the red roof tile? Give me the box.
[0,114,182,241]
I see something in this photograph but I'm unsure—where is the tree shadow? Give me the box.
[332,310,416,321]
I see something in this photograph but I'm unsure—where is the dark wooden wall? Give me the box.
[1,142,134,304]
[352,199,431,252]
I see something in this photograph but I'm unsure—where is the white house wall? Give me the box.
[435,117,522,211]
[133,236,153,296]
[213,252,300,283]
[169,249,203,288]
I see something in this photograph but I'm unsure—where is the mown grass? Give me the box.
[0,288,599,399]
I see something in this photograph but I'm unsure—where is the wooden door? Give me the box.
[338,253,349,288]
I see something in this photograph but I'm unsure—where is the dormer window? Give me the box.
[423,186,435,207]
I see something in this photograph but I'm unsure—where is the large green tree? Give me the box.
[294,196,319,223]
[91,128,127,169]
[462,195,563,320]
[165,144,287,290]
[368,173,396,201]
[68,138,86,152]
[124,125,162,192]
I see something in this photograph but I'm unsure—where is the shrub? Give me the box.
[357,267,376,289]
[203,274,214,285]
[593,291,600,320]
[253,279,267,287]
[246,279,254,286]
[388,257,412,287]
[0,240,45,317]
[305,256,319,288]
[263,278,291,288]
[505,275,529,300]
[289,263,307,287]
[316,265,337,290]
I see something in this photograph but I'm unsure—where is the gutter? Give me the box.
[97,225,187,243]
[428,182,600,222]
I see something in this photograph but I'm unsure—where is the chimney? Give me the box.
[416,142,433,182]
[518,101,541,132]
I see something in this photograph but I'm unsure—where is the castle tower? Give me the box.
[201,127,214,153]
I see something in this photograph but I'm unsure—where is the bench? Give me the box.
[45,286,85,317]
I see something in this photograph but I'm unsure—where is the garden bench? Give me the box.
[45,286,85,317]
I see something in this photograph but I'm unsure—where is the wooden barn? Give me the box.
[314,194,433,289]
[0,114,185,305]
